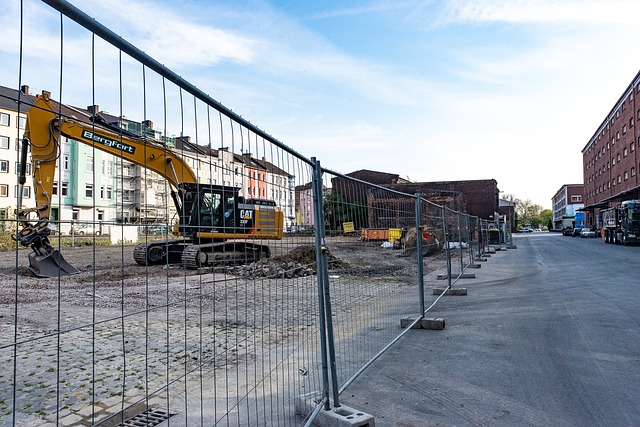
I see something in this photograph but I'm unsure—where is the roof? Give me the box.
[346,169,410,185]
[0,85,35,113]
[235,153,291,177]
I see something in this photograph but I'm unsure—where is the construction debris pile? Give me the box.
[225,245,348,279]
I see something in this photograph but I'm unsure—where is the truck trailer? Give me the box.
[601,200,640,245]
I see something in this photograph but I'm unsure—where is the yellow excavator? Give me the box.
[16,91,283,277]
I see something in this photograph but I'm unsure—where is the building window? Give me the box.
[624,171,628,180]
[0,184,8,197]
[0,160,8,173]
[612,157,616,166]
[571,195,582,202]
[52,181,58,195]
[17,116,26,129]
[0,113,9,126]
[618,175,622,183]
[15,163,31,175]
[624,147,628,157]
[0,136,9,149]
[63,154,69,170]
[86,156,93,172]
[617,153,621,161]
[61,182,69,196]
[72,209,79,221]
[623,125,627,134]
[632,167,636,177]
[617,131,620,140]
[632,142,636,152]
[14,185,30,198]
[85,184,93,198]
[100,185,113,199]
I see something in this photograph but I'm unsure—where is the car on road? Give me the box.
[572,227,583,237]
[518,227,533,233]
[562,227,574,236]
[580,228,597,238]
[73,225,101,235]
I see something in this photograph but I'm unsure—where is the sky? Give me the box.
[3,0,640,209]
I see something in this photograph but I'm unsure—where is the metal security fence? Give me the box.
[0,1,495,426]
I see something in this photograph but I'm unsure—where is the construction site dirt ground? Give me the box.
[0,235,449,309]
[0,234,457,426]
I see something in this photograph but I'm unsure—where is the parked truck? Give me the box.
[601,200,640,245]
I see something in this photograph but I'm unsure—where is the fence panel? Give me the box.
[0,1,497,425]
[318,171,453,401]
[1,2,329,425]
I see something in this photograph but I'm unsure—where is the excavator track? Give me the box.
[133,240,188,266]
[181,241,271,269]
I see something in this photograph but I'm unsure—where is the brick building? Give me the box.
[387,179,499,220]
[331,170,499,222]
[582,69,640,226]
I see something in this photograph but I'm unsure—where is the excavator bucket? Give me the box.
[28,248,80,278]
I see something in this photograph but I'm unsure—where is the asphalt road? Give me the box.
[342,232,640,427]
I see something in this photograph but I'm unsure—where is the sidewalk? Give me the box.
[338,238,572,427]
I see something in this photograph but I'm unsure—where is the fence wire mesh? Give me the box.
[0,1,494,425]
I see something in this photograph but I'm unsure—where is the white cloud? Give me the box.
[440,0,640,25]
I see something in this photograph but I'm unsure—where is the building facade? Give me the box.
[582,69,640,225]
[552,184,584,230]
[0,86,35,230]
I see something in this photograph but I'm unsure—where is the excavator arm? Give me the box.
[17,91,199,276]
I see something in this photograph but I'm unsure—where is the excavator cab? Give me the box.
[178,184,246,237]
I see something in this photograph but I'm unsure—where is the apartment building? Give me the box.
[0,85,295,234]
[235,152,294,227]
[0,85,34,230]
[582,69,640,225]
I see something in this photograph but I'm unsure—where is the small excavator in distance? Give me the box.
[16,91,283,277]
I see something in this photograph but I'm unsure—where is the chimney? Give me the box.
[142,119,153,130]
[87,105,99,114]
[20,85,29,95]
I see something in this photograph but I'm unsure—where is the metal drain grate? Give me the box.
[117,408,175,427]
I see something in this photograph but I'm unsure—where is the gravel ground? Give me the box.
[0,235,449,426]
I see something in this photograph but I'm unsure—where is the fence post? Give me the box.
[477,218,482,259]
[467,215,473,265]
[311,158,340,409]
[508,216,514,247]
[415,195,424,316]
[442,207,452,288]
[457,211,463,272]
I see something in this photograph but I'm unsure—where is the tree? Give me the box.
[540,209,553,231]
[503,194,545,228]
